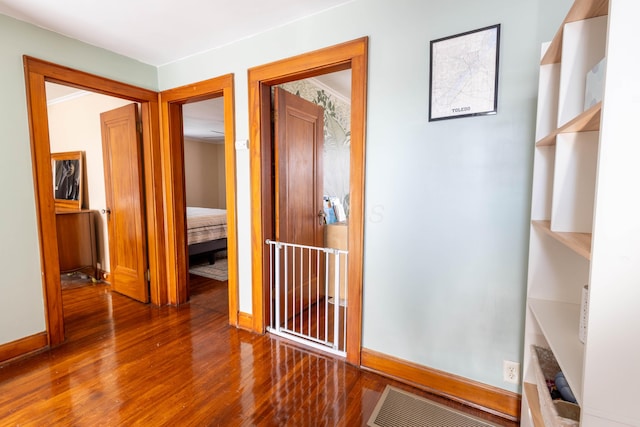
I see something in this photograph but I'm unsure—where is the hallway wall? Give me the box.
[158,0,572,392]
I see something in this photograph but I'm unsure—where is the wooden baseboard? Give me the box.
[237,312,253,331]
[361,348,521,421]
[0,332,48,365]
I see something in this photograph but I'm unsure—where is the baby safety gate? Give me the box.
[266,239,348,357]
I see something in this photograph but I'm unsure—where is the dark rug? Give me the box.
[189,257,228,281]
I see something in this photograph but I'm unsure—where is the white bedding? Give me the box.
[186,207,227,245]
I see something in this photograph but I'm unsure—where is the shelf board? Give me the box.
[529,299,584,405]
[532,220,592,260]
[524,382,545,427]
[536,102,601,147]
[542,0,609,65]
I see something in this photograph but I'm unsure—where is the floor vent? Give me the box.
[367,386,498,427]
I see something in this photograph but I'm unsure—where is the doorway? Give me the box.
[46,84,149,300]
[23,57,166,346]
[159,75,239,323]
[248,37,368,365]
[182,97,229,291]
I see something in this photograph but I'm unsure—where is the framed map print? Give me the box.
[429,24,501,121]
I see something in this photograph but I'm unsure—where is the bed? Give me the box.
[187,207,227,264]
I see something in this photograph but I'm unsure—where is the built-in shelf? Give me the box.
[536,102,602,147]
[541,0,609,65]
[529,299,584,405]
[531,220,592,260]
[523,0,640,423]
[524,382,544,427]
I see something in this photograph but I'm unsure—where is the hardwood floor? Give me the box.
[0,275,518,426]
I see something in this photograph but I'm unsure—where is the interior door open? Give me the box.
[100,103,149,302]
[273,87,324,319]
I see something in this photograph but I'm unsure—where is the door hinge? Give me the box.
[145,269,150,282]
[137,120,143,134]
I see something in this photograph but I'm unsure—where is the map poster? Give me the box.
[429,24,500,121]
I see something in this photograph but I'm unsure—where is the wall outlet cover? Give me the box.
[503,360,520,384]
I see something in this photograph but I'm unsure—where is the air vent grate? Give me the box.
[367,386,498,427]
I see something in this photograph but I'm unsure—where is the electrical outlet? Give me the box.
[503,360,520,384]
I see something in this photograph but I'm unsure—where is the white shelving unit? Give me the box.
[521,0,640,426]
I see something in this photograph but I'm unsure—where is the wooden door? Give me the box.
[100,104,149,302]
[273,87,324,320]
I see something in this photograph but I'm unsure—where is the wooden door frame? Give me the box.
[23,56,167,347]
[159,75,239,323]
[248,37,368,365]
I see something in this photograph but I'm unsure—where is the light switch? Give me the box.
[235,140,249,150]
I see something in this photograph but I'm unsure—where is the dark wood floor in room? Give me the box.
[0,275,518,426]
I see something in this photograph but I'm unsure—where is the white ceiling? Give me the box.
[183,98,226,142]
[0,0,353,66]
[30,0,353,141]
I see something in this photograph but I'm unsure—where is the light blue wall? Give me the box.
[361,1,538,391]
[0,14,156,344]
[159,0,570,392]
[0,0,572,393]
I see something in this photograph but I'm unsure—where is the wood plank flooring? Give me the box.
[0,275,518,426]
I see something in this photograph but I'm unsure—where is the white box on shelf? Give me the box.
[551,132,599,233]
[536,43,561,140]
[584,58,606,110]
[557,16,607,126]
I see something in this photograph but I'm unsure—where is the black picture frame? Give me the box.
[429,24,501,121]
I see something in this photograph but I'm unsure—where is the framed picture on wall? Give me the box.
[429,24,501,121]
[52,151,84,211]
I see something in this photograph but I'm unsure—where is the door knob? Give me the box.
[101,208,111,215]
